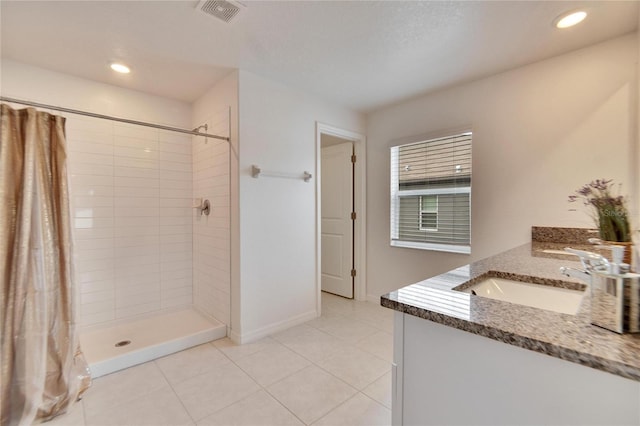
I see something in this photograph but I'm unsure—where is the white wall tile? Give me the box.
[116,272,161,288]
[69,152,114,166]
[115,254,159,268]
[160,250,191,263]
[116,302,161,319]
[73,217,113,230]
[81,290,113,304]
[71,174,115,187]
[73,207,113,219]
[75,247,114,261]
[160,234,192,244]
[161,277,191,290]
[160,198,190,208]
[81,299,115,316]
[114,166,158,179]
[161,259,192,272]
[117,288,161,307]
[159,152,192,166]
[159,170,192,181]
[81,311,115,326]
[159,160,191,172]
[113,123,158,140]
[160,188,192,199]
[192,108,231,326]
[113,226,159,238]
[114,206,160,217]
[161,207,191,217]
[159,141,191,154]
[161,268,192,281]
[65,118,193,327]
[68,163,113,176]
[71,186,114,198]
[114,156,158,170]
[115,145,160,161]
[78,269,114,284]
[115,187,161,198]
[73,196,113,208]
[68,141,113,156]
[114,216,160,228]
[76,258,115,273]
[73,228,114,240]
[115,234,160,248]
[162,295,192,309]
[114,135,158,149]
[115,176,160,188]
[81,280,114,294]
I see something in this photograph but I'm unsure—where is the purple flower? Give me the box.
[568,179,631,242]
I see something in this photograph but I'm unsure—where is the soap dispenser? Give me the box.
[590,245,640,334]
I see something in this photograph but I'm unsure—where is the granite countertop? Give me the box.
[381,242,640,381]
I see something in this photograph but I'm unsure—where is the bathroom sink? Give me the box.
[457,277,585,315]
[539,249,578,256]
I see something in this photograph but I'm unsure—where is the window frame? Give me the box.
[419,194,438,232]
[390,129,472,255]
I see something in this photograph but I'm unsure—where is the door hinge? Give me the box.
[351,154,356,163]
[351,212,356,220]
[351,269,357,277]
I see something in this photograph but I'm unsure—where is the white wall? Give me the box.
[192,71,239,328]
[1,60,194,327]
[236,70,365,342]
[366,34,638,298]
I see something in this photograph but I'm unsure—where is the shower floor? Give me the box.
[80,309,226,378]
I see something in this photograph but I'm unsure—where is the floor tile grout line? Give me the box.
[265,315,392,385]
[178,344,267,423]
[261,383,310,426]
[221,345,309,426]
[310,390,389,426]
[311,357,390,393]
[152,359,199,425]
[82,363,173,420]
[227,343,311,389]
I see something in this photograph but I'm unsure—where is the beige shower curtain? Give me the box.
[0,104,91,425]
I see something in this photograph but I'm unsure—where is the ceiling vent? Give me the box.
[197,0,244,23]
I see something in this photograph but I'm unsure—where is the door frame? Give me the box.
[316,122,367,310]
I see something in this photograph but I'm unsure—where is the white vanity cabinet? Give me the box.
[392,312,640,426]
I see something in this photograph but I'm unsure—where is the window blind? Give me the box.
[390,132,472,254]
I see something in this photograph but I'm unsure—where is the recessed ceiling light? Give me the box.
[555,11,587,29]
[110,62,131,74]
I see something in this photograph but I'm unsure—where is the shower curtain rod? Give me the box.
[0,96,230,142]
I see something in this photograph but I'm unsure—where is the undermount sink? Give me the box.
[539,249,578,256]
[457,277,585,315]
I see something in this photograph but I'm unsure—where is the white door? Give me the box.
[321,142,354,298]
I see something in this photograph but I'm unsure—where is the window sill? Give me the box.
[391,240,471,254]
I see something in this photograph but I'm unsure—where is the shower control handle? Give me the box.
[201,199,210,216]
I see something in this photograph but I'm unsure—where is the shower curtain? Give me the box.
[0,104,91,425]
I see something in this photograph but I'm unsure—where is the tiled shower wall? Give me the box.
[193,107,231,326]
[66,116,193,327]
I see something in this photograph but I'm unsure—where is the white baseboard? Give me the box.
[229,309,318,344]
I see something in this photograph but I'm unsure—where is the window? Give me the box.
[419,195,438,231]
[390,131,471,254]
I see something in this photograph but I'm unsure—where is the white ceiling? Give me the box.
[1,1,638,112]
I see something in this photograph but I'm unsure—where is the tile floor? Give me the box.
[48,293,393,426]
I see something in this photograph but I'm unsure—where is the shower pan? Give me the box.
[81,309,225,377]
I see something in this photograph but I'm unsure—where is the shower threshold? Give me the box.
[80,309,226,378]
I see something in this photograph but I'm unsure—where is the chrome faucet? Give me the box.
[559,266,591,283]
[559,248,610,284]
